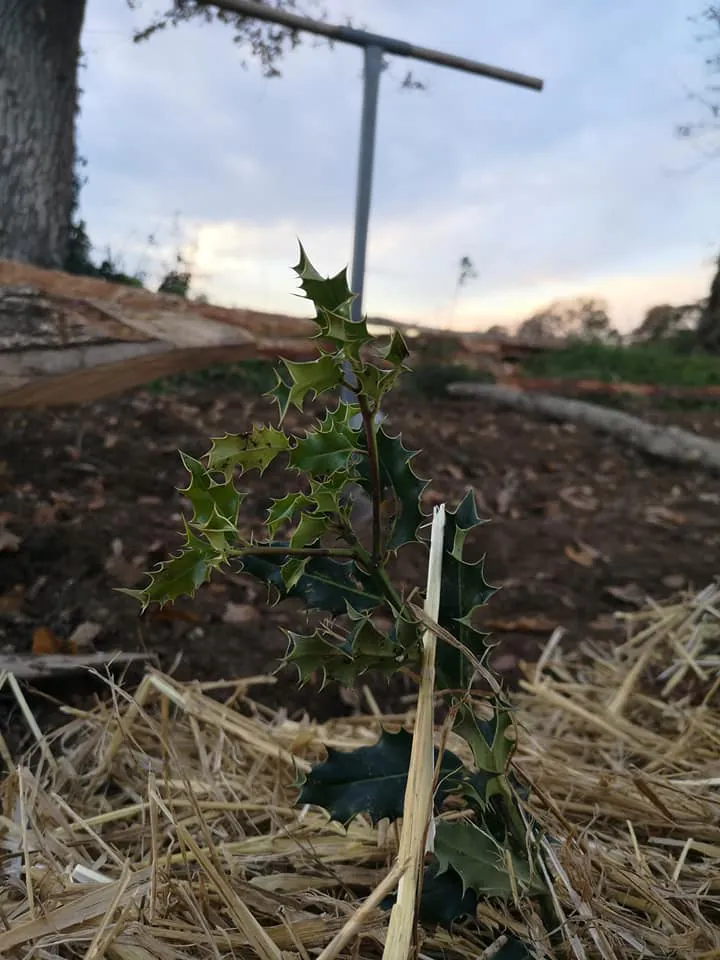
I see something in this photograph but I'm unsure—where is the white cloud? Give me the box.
[77,0,719,333]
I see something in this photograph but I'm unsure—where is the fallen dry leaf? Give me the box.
[222,603,259,625]
[33,502,61,525]
[0,527,21,552]
[496,469,519,515]
[564,543,596,568]
[0,586,24,615]
[604,583,647,607]
[67,621,102,653]
[559,485,598,511]
[105,541,147,588]
[661,573,686,590]
[32,626,62,655]
[645,505,686,527]
[444,462,464,481]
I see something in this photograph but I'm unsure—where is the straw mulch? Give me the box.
[0,585,718,960]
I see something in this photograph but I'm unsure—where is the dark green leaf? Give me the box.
[288,403,361,477]
[436,489,498,691]
[492,937,537,960]
[356,427,429,552]
[179,452,244,530]
[307,471,352,513]
[453,701,514,776]
[239,548,381,615]
[290,513,330,549]
[268,366,293,422]
[280,556,309,591]
[119,526,216,610]
[205,426,291,478]
[384,329,410,367]
[382,864,477,928]
[434,820,545,898]
[266,492,311,539]
[284,630,355,686]
[354,363,401,406]
[292,244,373,356]
[283,354,343,410]
[289,428,357,477]
[298,728,467,825]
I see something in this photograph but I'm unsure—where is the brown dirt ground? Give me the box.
[2,383,720,756]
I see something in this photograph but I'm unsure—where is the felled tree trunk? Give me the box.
[0,0,86,268]
[447,381,720,473]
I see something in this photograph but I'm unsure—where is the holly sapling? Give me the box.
[122,245,546,937]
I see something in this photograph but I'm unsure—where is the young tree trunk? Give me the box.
[0,0,86,269]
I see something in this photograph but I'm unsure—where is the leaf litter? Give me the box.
[0,584,718,958]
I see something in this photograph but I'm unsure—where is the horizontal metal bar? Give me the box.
[208,0,544,91]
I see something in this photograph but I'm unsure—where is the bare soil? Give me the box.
[2,383,719,755]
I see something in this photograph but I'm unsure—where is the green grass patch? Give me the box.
[146,359,279,395]
[520,341,720,388]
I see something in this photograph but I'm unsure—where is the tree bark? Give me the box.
[447,381,720,474]
[696,253,720,352]
[0,0,86,268]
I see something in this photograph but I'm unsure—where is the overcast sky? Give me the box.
[78,0,719,333]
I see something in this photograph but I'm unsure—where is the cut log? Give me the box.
[494,375,720,401]
[0,260,322,408]
[447,381,720,473]
[0,259,562,409]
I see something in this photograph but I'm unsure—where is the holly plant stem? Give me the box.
[357,391,384,562]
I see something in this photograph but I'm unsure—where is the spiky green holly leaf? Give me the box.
[346,604,421,670]
[354,363,401,407]
[297,728,467,825]
[307,470,353,513]
[289,429,356,477]
[239,548,381,615]
[179,452,244,533]
[434,821,545,899]
[288,403,361,477]
[284,630,355,686]
[436,489,498,691]
[491,939,537,960]
[293,243,354,320]
[346,612,404,676]
[290,514,330,549]
[356,427,429,552]
[205,426,291,479]
[266,493,311,539]
[268,366,294,423]
[382,864,478,928]
[383,329,410,367]
[119,525,216,611]
[453,701,514,777]
[280,556,309,591]
[292,244,373,357]
[282,354,343,411]
[284,614,404,687]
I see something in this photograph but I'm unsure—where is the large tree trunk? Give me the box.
[0,0,86,269]
[696,253,720,352]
